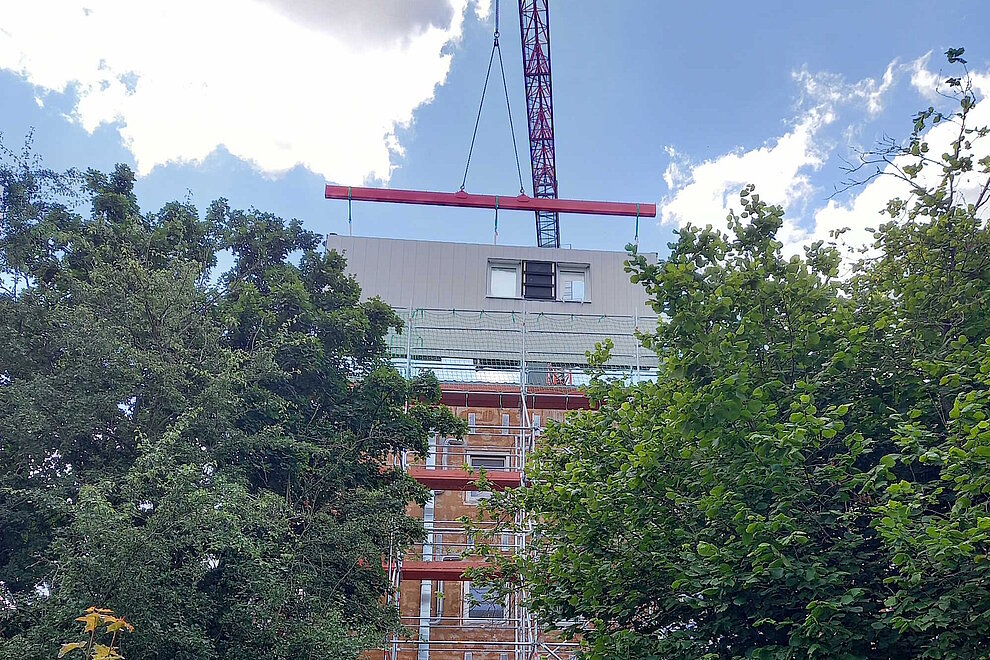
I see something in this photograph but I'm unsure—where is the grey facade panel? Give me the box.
[325,234,657,318]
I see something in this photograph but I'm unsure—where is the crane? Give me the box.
[324,2,656,241]
[518,0,560,247]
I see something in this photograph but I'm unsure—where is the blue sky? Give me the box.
[1,0,987,256]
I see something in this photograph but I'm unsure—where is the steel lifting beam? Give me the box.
[325,185,656,219]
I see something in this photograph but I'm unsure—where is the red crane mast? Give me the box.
[518,0,560,248]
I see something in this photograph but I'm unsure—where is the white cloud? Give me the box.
[255,0,457,47]
[793,60,898,117]
[0,0,477,183]
[910,52,940,100]
[660,56,990,258]
[799,67,990,256]
[659,107,833,232]
[660,58,910,237]
[473,0,494,20]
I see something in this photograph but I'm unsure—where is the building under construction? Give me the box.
[323,2,660,656]
[329,234,657,659]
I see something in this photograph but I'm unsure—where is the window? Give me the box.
[559,269,587,302]
[464,582,506,621]
[501,413,510,434]
[467,413,476,432]
[465,454,507,504]
[489,259,588,302]
[470,454,508,471]
[476,358,519,371]
[489,265,518,298]
[523,260,555,300]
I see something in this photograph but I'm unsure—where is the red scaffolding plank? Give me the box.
[439,384,592,411]
[325,185,656,218]
[407,466,522,490]
[396,560,493,581]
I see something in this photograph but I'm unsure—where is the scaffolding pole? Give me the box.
[634,308,641,384]
[405,305,414,380]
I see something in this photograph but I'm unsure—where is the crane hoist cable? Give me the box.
[459,0,526,197]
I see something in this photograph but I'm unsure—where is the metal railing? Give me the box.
[388,307,658,390]
[408,426,528,473]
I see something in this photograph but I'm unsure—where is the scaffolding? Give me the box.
[383,426,578,660]
[379,307,654,659]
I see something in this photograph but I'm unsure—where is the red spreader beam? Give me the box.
[325,185,656,219]
[395,560,493,581]
[407,466,522,491]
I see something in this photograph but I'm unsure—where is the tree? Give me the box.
[857,48,990,656]
[491,50,990,658]
[0,145,464,658]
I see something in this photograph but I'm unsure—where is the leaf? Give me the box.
[58,642,87,658]
[92,644,122,660]
[75,613,100,633]
[106,618,134,633]
[696,542,717,557]
[945,47,967,64]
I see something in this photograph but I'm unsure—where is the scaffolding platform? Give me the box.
[407,466,523,490]
[393,560,493,581]
[440,383,591,411]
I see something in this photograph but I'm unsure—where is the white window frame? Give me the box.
[558,265,589,303]
[487,260,521,299]
[463,581,508,622]
[465,453,507,505]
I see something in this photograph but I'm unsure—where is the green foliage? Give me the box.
[0,143,464,658]
[494,50,990,658]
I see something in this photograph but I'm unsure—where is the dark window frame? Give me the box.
[522,260,555,300]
